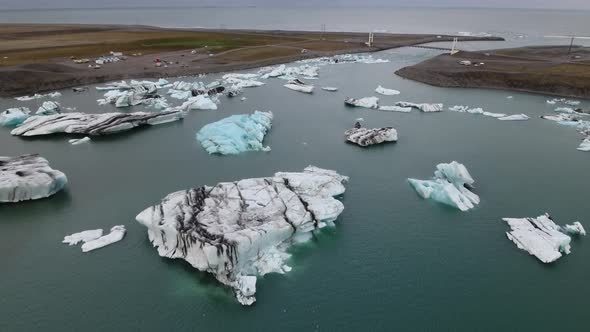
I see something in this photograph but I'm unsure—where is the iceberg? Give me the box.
[345,122,397,146]
[498,114,529,121]
[96,81,132,91]
[448,105,506,118]
[1,107,30,127]
[135,166,348,305]
[227,85,243,97]
[81,225,126,252]
[483,111,507,118]
[378,105,412,112]
[408,161,479,211]
[261,64,320,80]
[11,110,185,137]
[181,95,218,111]
[69,137,91,145]
[0,154,67,203]
[563,222,586,236]
[284,79,314,93]
[375,85,400,96]
[503,214,584,263]
[395,101,443,113]
[36,101,61,115]
[196,111,273,155]
[15,91,61,101]
[223,74,265,88]
[577,138,590,152]
[448,105,469,112]
[321,87,338,92]
[63,229,103,245]
[345,97,379,109]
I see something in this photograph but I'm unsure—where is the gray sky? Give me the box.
[2,0,590,10]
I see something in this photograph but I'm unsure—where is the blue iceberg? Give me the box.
[0,107,30,127]
[196,111,273,155]
[408,161,480,211]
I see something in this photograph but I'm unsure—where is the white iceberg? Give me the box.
[181,95,218,111]
[135,166,348,305]
[345,122,397,147]
[563,222,586,236]
[321,87,338,92]
[503,214,583,263]
[36,101,61,115]
[1,107,30,127]
[375,85,400,96]
[379,105,412,112]
[96,81,131,91]
[196,111,273,155]
[284,79,314,93]
[577,138,590,152]
[0,154,67,203]
[345,97,379,109]
[396,101,443,113]
[69,137,91,145]
[11,110,186,137]
[15,91,61,101]
[81,225,126,252]
[408,161,479,211]
[63,229,103,245]
[498,114,529,121]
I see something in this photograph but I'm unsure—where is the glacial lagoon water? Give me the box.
[1,42,590,330]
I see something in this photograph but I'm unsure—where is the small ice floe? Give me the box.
[507,96,513,99]
[344,97,379,109]
[15,91,61,101]
[81,225,126,252]
[284,79,314,93]
[260,64,320,80]
[322,87,338,92]
[227,85,243,97]
[375,85,400,96]
[96,81,132,91]
[0,154,67,203]
[448,105,506,118]
[345,121,397,147]
[36,101,61,115]
[135,166,348,305]
[498,114,529,121]
[503,214,585,263]
[565,100,581,106]
[448,105,469,112]
[240,97,247,102]
[69,137,91,145]
[181,95,218,111]
[378,105,412,112]
[0,107,30,127]
[578,138,590,152]
[396,101,443,112]
[408,161,479,212]
[63,229,103,245]
[196,111,273,155]
[563,222,586,236]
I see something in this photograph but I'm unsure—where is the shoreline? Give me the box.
[0,23,502,97]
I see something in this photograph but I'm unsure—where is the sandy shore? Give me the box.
[396,46,590,99]
[0,24,502,97]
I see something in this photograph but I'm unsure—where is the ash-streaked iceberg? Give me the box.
[11,110,185,137]
[408,161,479,211]
[396,101,443,112]
[81,225,126,252]
[196,111,273,155]
[345,97,379,109]
[135,166,348,305]
[375,85,400,96]
[503,214,585,263]
[0,154,67,203]
[1,107,30,127]
[345,122,397,147]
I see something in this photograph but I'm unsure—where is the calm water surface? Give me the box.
[1,10,589,332]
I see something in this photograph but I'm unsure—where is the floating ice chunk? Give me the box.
[11,110,185,137]
[36,101,61,115]
[546,100,557,105]
[378,106,412,112]
[63,229,103,245]
[555,107,575,114]
[81,225,126,252]
[408,161,479,211]
[262,64,320,80]
[467,107,484,114]
[181,95,218,111]
[0,107,30,127]
[577,138,590,152]
[345,97,379,109]
[284,79,314,93]
[135,166,348,305]
[96,81,131,91]
[483,111,507,118]
[321,87,338,92]
[448,105,469,112]
[563,222,586,236]
[345,122,397,147]
[168,89,192,100]
[196,111,273,155]
[0,154,67,203]
[69,137,91,145]
[565,100,581,106]
[396,101,443,112]
[15,91,61,101]
[223,73,265,88]
[240,97,247,102]
[498,114,529,121]
[503,214,576,263]
[507,96,513,99]
[227,85,243,97]
[375,85,400,96]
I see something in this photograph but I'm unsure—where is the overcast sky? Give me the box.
[3,0,590,10]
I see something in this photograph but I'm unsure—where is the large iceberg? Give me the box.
[0,107,30,127]
[81,225,126,252]
[135,166,348,305]
[395,101,443,112]
[503,214,585,263]
[196,111,273,155]
[0,154,67,203]
[375,85,400,96]
[344,122,397,147]
[408,161,479,211]
[345,97,379,109]
[11,110,185,137]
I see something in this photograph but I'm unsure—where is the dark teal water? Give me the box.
[1,45,589,331]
